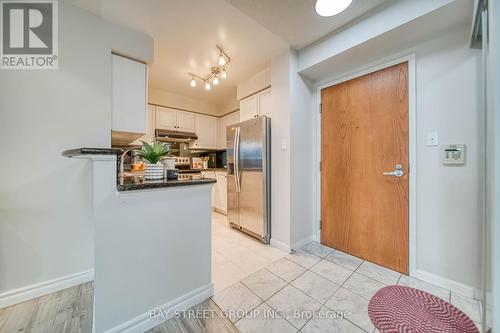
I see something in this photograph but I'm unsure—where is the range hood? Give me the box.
[155,129,198,143]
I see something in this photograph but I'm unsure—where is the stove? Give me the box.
[174,157,202,176]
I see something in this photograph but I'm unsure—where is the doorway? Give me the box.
[320,62,409,274]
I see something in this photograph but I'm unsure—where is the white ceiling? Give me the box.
[64,0,394,105]
[225,0,392,50]
[64,0,288,105]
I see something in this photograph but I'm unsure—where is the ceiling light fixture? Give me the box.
[188,45,230,91]
[314,0,352,17]
[218,54,226,66]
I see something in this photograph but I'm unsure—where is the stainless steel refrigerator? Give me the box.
[227,116,271,243]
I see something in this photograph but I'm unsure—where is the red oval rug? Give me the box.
[368,285,479,333]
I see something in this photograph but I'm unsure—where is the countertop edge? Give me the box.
[62,148,124,158]
[117,178,216,191]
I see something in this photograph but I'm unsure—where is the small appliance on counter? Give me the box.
[175,157,202,180]
[191,157,203,169]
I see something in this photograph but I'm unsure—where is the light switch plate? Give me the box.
[281,139,288,150]
[426,132,439,146]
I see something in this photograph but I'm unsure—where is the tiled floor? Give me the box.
[212,212,288,293]
[211,239,484,333]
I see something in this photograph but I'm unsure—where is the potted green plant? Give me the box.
[137,141,170,180]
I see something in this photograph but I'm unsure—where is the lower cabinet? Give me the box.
[215,172,227,213]
[201,171,227,214]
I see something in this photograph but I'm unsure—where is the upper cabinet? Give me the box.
[112,54,147,134]
[217,111,240,149]
[239,88,271,122]
[258,89,272,118]
[176,110,196,132]
[190,114,217,149]
[239,95,258,122]
[156,106,195,132]
[132,104,156,145]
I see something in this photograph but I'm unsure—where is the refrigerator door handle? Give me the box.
[234,127,241,193]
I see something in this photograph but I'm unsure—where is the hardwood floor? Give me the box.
[0,283,237,333]
[0,282,93,333]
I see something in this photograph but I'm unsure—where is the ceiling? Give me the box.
[225,0,393,50]
[64,0,288,105]
[64,0,394,105]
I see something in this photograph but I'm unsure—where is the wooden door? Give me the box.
[321,62,409,274]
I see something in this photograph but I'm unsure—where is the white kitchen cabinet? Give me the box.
[215,172,227,213]
[112,54,147,133]
[239,95,258,122]
[239,88,271,121]
[258,89,272,117]
[155,107,195,132]
[190,114,217,149]
[132,104,156,144]
[176,110,196,132]
[217,111,240,149]
[202,171,217,208]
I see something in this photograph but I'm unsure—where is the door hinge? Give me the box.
[319,219,322,230]
[319,161,322,172]
[319,103,322,114]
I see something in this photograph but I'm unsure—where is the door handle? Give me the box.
[383,164,404,177]
[233,127,241,192]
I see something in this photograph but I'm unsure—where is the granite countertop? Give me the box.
[117,174,216,191]
[62,148,123,158]
[200,168,227,172]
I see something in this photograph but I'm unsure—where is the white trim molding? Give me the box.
[413,270,475,299]
[0,269,94,309]
[312,54,417,275]
[103,283,214,333]
[270,238,292,253]
[291,235,314,251]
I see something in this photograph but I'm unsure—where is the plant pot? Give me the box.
[144,162,165,180]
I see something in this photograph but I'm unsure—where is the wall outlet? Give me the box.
[426,132,439,146]
[281,139,288,150]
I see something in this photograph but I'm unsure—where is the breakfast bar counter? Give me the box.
[118,174,215,191]
[62,147,214,333]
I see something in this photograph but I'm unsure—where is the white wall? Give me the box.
[237,67,271,100]
[149,88,220,116]
[0,2,153,303]
[487,0,499,330]
[270,50,314,251]
[270,52,291,250]
[413,27,481,289]
[308,25,482,290]
[289,52,314,247]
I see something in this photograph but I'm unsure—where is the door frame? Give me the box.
[312,54,417,276]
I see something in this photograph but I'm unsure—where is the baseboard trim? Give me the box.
[412,269,475,298]
[0,269,94,309]
[270,238,292,253]
[103,283,214,333]
[291,235,313,251]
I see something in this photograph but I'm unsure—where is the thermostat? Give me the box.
[442,144,466,165]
